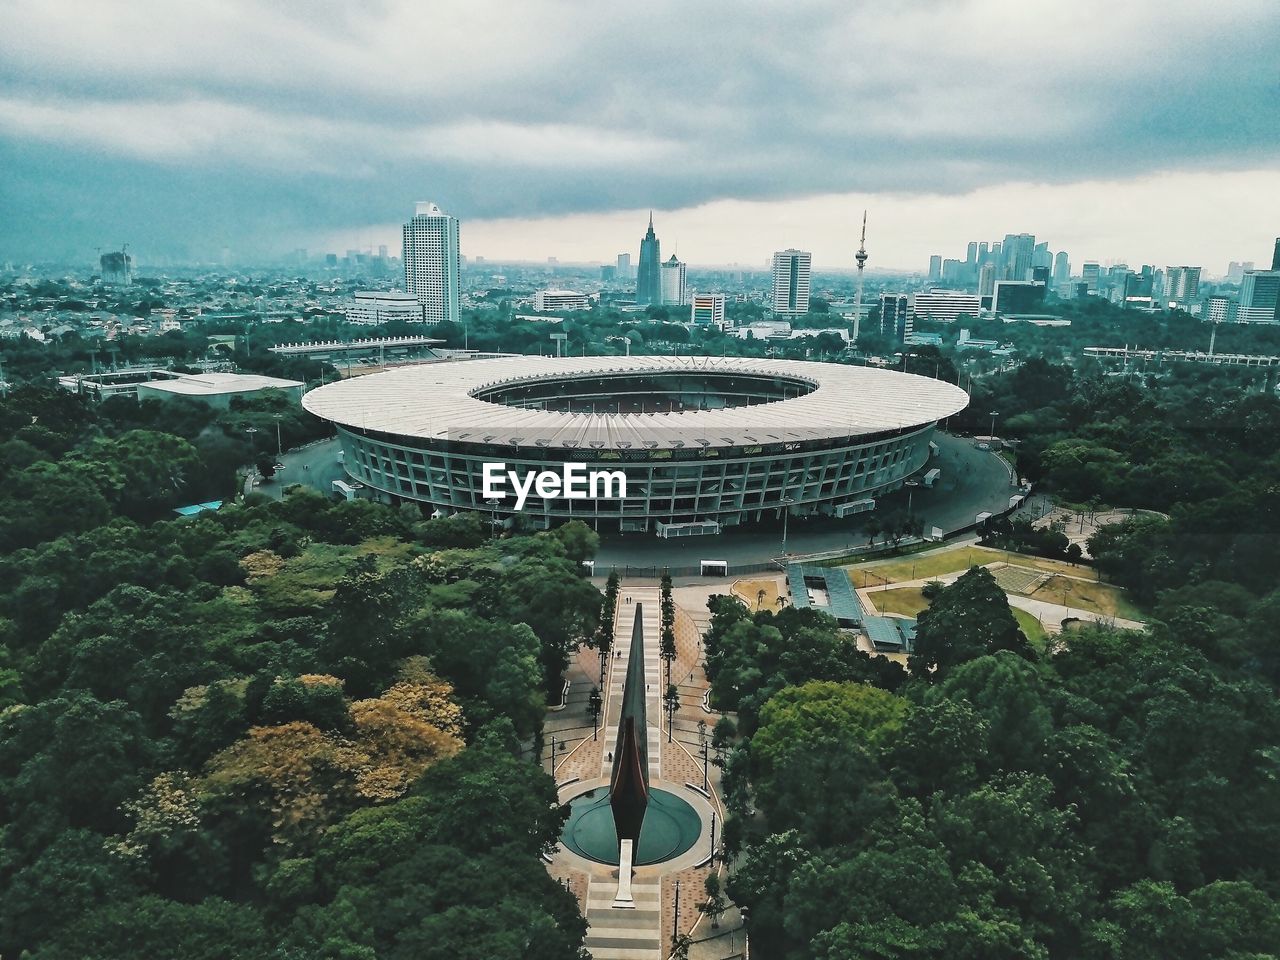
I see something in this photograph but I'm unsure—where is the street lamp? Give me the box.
[905,479,919,517]
[989,411,999,440]
[588,687,602,742]
[698,719,709,793]
[486,496,501,536]
[740,905,751,960]
[272,414,283,459]
[780,496,796,557]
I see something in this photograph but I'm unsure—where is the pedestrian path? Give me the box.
[582,587,665,960]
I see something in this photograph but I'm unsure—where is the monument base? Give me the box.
[612,839,635,908]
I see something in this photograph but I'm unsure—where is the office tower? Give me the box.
[979,263,996,297]
[1239,270,1280,322]
[912,289,981,321]
[1002,233,1036,280]
[1272,239,1280,271]
[928,255,942,281]
[617,252,632,281]
[942,258,963,283]
[691,293,726,328]
[1082,262,1100,293]
[879,292,912,343]
[1032,242,1052,271]
[966,242,978,266]
[1164,266,1201,306]
[659,255,687,306]
[601,265,617,282]
[771,248,812,315]
[1053,251,1070,285]
[1123,272,1154,307]
[402,201,461,325]
[1227,261,1254,284]
[636,215,661,304]
[993,280,1047,313]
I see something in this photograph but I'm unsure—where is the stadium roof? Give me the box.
[301,355,969,450]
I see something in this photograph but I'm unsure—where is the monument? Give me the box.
[610,603,651,905]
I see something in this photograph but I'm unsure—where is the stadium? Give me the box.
[301,356,970,534]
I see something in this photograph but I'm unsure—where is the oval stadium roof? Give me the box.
[301,355,970,450]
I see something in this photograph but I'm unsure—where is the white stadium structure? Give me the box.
[302,356,969,534]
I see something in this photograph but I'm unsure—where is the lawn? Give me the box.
[1013,608,1049,651]
[733,577,783,612]
[845,544,1104,588]
[1024,574,1146,621]
[868,587,929,617]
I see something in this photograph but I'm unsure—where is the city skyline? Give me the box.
[0,1,1277,269]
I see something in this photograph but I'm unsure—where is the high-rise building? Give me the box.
[660,255,687,306]
[1272,239,1280,271]
[1082,262,1100,293]
[617,252,633,281]
[1164,266,1202,307]
[966,242,978,266]
[402,201,460,325]
[691,293,727,328]
[600,265,617,282]
[771,249,812,315]
[1239,270,1280,322]
[979,263,996,298]
[1053,251,1070,286]
[928,255,942,281]
[99,249,133,285]
[636,215,661,305]
[1001,233,1036,280]
[879,293,913,343]
[1227,261,1255,284]
[346,290,426,325]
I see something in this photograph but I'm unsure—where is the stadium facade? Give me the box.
[302,356,969,534]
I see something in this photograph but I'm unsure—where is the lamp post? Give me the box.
[740,905,750,960]
[698,719,709,793]
[486,496,501,536]
[272,414,283,459]
[780,496,795,557]
[989,411,999,441]
[673,879,680,942]
[588,687,602,742]
[244,426,259,469]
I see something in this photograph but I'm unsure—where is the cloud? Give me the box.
[0,0,1276,261]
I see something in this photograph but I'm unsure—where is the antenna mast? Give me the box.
[852,211,869,343]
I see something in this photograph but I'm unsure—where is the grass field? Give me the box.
[868,587,929,617]
[845,544,1108,587]
[1024,574,1145,621]
[1014,608,1049,650]
[733,578,783,611]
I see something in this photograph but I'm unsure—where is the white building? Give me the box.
[347,291,426,325]
[402,201,461,326]
[660,255,687,306]
[533,289,591,312]
[690,293,726,328]
[1203,296,1236,324]
[912,289,982,322]
[771,249,812,316]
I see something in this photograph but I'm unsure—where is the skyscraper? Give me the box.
[402,201,460,325]
[1053,251,1070,286]
[1082,262,1100,293]
[617,253,632,281]
[660,255,687,306]
[771,249,812,315]
[879,292,912,343]
[1272,238,1280,271]
[1164,266,1202,306]
[928,255,942,281]
[636,215,661,305]
[1002,233,1036,280]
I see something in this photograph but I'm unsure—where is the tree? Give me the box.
[908,567,1033,677]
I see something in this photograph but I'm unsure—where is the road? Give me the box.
[254,436,347,500]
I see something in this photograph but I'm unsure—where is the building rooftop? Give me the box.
[141,372,303,396]
[303,355,969,451]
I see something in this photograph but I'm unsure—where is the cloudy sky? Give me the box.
[1,0,1277,272]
